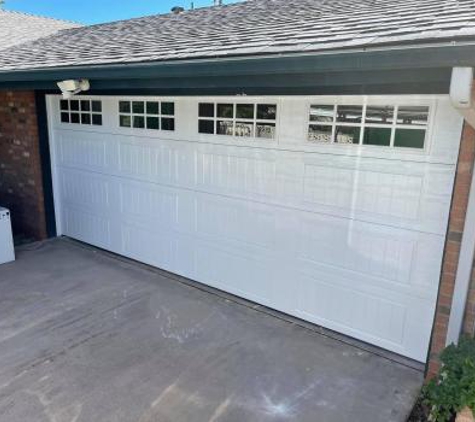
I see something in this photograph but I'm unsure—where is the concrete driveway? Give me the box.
[0,238,422,422]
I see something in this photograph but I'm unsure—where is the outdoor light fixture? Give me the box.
[57,79,90,99]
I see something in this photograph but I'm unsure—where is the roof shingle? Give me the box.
[0,9,81,52]
[1,0,475,71]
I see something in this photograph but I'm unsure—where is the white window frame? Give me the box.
[59,98,103,126]
[306,101,434,152]
[198,101,278,140]
[118,99,175,132]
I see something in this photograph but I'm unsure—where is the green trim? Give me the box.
[34,91,56,238]
[0,43,473,84]
[0,68,451,94]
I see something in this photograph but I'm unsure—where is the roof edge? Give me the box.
[1,42,474,85]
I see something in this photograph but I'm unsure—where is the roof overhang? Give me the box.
[1,42,475,94]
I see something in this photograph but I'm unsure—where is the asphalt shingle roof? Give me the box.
[0,9,80,52]
[1,0,475,71]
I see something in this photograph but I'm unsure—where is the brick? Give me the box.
[0,90,47,241]
[428,116,475,379]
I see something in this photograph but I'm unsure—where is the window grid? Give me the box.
[308,103,430,150]
[118,100,175,131]
[60,99,103,126]
[198,102,277,140]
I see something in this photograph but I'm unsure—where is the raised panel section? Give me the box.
[118,141,193,186]
[196,150,277,199]
[64,207,111,248]
[303,165,423,220]
[298,213,442,291]
[120,182,179,230]
[195,195,276,250]
[122,224,175,272]
[195,244,275,307]
[61,169,109,209]
[298,273,407,347]
[59,132,107,169]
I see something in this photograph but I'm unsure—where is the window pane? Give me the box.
[217,104,234,119]
[256,123,275,139]
[80,100,90,112]
[308,125,332,143]
[60,112,69,123]
[133,115,145,128]
[257,104,276,120]
[217,120,233,135]
[365,106,394,125]
[336,105,363,124]
[60,100,69,111]
[199,119,214,134]
[119,115,131,127]
[396,106,429,126]
[335,126,360,144]
[199,103,214,118]
[70,113,80,124]
[133,102,145,114]
[161,118,175,131]
[236,104,254,119]
[92,114,102,126]
[309,105,334,123]
[70,100,80,111]
[81,113,91,124]
[235,121,253,137]
[147,116,159,130]
[394,129,425,149]
[119,101,131,113]
[92,101,102,112]
[161,102,175,116]
[146,102,159,115]
[363,127,391,146]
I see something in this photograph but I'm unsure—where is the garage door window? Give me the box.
[198,102,277,139]
[308,104,429,149]
[119,101,175,131]
[60,99,102,126]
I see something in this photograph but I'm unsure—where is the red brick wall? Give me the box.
[0,90,47,241]
[427,121,475,378]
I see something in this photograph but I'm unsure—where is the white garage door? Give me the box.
[47,94,463,362]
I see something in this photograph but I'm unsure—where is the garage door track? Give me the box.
[0,239,422,422]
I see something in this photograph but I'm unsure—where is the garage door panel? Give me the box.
[297,273,408,347]
[121,223,177,273]
[63,206,112,250]
[118,140,195,187]
[196,148,279,200]
[297,213,444,292]
[302,164,423,220]
[195,195,277,250]
[56,129,454,234]
[295,270,436,361]
[119,182,180,230]
[194,243,279,309]
[59,131,110,171]
[61,168,111,211]
[300,154,454,235]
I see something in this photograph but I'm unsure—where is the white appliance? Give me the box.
[0,207,15,265]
